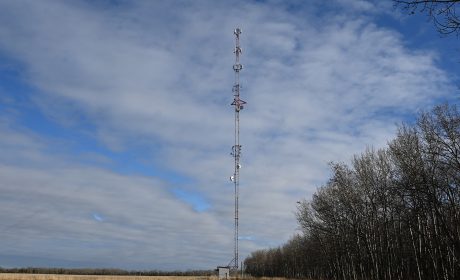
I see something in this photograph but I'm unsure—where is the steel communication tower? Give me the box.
[229,27,246,271]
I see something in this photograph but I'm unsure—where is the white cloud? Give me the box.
[0,0,454,270]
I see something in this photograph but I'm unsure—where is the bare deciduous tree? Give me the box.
[394,0,460,35]
[244,104,460,280]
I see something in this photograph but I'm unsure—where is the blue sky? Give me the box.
[0,0,457,271]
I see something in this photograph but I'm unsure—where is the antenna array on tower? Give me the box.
[229,27,246,271]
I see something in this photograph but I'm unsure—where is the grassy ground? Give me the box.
[0,275,220,280]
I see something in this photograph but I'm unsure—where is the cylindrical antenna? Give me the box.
[229,27,246,271]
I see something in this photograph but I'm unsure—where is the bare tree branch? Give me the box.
[394,0,460,35]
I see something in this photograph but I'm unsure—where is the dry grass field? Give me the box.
[0,275,221,280]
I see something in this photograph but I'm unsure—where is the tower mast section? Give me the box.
[230,27,245,271]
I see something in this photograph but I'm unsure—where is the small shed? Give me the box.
[217,266,230,279]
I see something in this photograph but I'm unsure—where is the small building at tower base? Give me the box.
[217,266,230,279]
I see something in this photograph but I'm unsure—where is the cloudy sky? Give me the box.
[0,0,458,271]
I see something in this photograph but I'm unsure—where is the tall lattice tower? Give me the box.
[229,27,246,271]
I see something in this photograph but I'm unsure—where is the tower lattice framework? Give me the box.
[229,27,246,271]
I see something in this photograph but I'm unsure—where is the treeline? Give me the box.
[0,267,214,276]
[244,104,460,280]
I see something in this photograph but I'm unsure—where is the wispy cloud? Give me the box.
[172,189,211,213]
[0,0,454,270]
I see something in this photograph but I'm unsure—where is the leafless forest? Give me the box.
[244,104,460,280]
